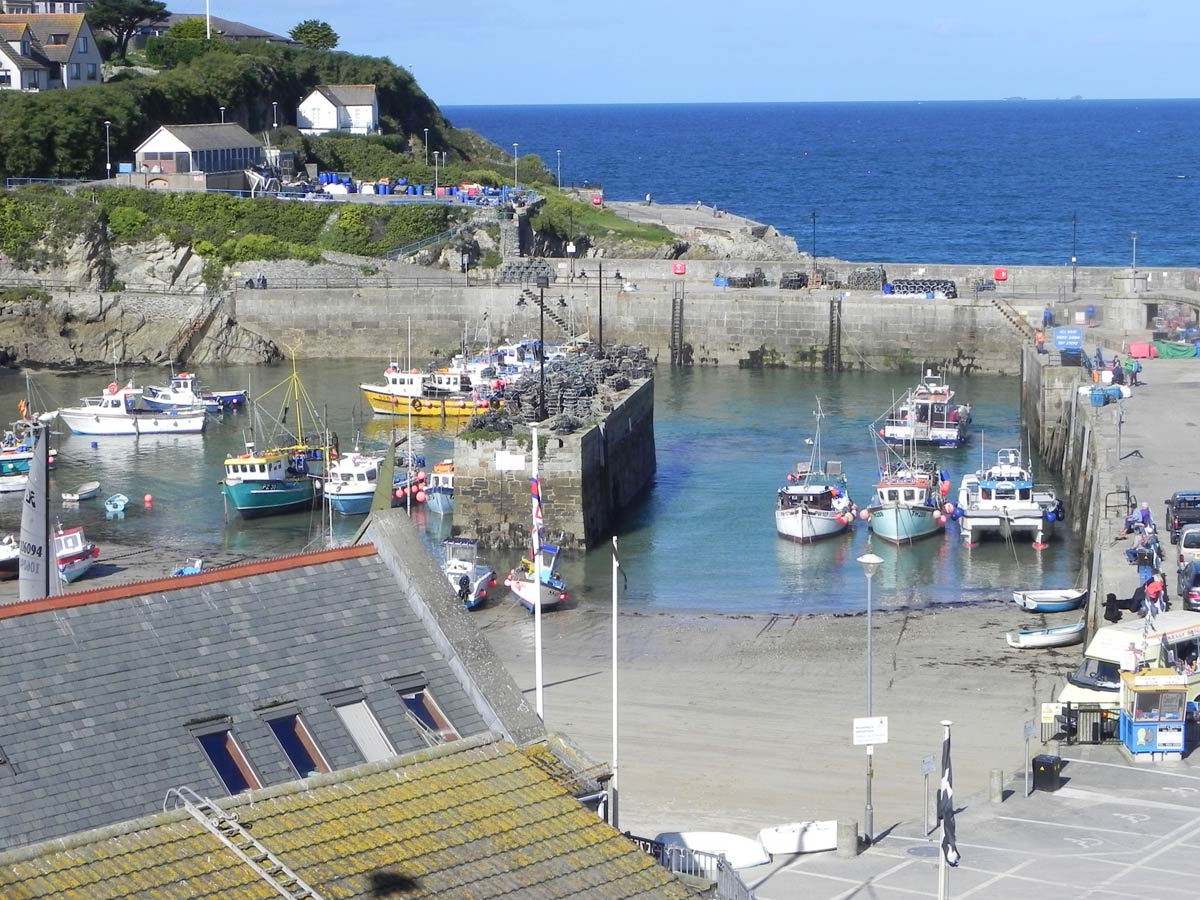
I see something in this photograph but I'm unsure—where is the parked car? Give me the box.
[1165,491,1200,544]
[1179,561,1200,612]
[1178,524,1200,570]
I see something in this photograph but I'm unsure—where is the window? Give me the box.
[327,690,394,762]
[190,720,262,794]
[69,63,79,80]
[389,674,460,744]
[86,63,96,80]
[28,70,38,88]
[0,71,10,87]
[21,40,30,57]
[49,33,67,45]
[260,708,331,777]
[77,35,88,53]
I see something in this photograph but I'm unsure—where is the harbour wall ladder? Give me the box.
[826,297,843,371]
[167,294,223,365]
[670,282,686,366]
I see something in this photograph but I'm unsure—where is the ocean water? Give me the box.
[445,100,1200,267]
[0,363,1080,614]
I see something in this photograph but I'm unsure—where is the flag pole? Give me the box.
[532,426,544,720]
[937,719,954,900]
[611,535,620,829]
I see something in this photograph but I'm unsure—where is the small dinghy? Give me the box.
[172,557,203,577]
[758,820,838,856]
[62,481,101,502]
[104,493,130,515]
[1006,620,1086,649]
[1012,588,1087,613]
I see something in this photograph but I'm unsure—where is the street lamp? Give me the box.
[433,152,439,193]
[271,101,278,128]
[535,275,548,421]
[857,552,883,844]
[810,210,818,286]
[424,128,429,167]
[512,143,519,187]
[103,119,111,179]
[1071,212,1078,293]
[219,106,225,124]
[1131,231,1138,284]
[556,148,561,187]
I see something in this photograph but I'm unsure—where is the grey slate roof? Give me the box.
[315,83,377,107]
[158,12,294,42]
[0,513,545,850]
[149,122,262,151]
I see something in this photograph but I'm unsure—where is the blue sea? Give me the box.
[445,100,1200,267]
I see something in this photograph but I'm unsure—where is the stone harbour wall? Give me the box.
[450,378,655,551]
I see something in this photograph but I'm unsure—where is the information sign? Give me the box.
[852,716,889,746]
[1053,327,1084,350]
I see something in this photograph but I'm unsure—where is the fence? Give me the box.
[5,177,91,189]
[385,228,457,262]
[0,271,471,294]
[1041,703,1118,745]
[624,833,756,899]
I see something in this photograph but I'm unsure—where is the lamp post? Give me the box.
[271,101,278,128]
[433,152,439,193]
[535,275,548,421]
[810,210,818,286]
[103,119,111,179]
[857,552,883,844]
[219,106,226,124]
[1071,212,1078,293]
[556,148,561,187]
[512,143,519,187]
[1131,231,1138,287]
[424,128,429,167]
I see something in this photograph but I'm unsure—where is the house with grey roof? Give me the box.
[0,11,101,90]
[298,83,379,135]
[131,122,265,191]
[0,511,694,897]
[131,11,297,48]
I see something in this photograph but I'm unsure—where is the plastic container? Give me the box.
[1104,386,1123,401]
[714,277,729,287]
[1090,389,1107,408]
[1100,369,1114,385]
[1032,755,1062,792]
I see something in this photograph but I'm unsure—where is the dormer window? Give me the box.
[49,33,68,45]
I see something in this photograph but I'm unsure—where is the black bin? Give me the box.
[1032,755,1062,792]
[1059,349,1083,367]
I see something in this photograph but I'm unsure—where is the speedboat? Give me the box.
[956,448,1063,548]
[55,524,99,583]
[441,537,496,610]
[879,367,972,449]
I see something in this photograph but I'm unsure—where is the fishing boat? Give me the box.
[104,493,130,515]
[861,428,953,544]
[59,381,207,436]
[0,472,28,493]
[55,524,99,583]
[956,448,1064,548]
[322,451,426,516]
[1006,620,1086,649]
[425,460,455,514]
[221,357,327,520]
[442,537,497,610]
[141,372,247,412]
[1012,588,1087,613]
[775,403,855,543]
[62,481,101,502]
[505,542,569,612]
[879,367,972,449]
[360,363,502,418]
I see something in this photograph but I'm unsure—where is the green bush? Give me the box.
[106,205,150,240]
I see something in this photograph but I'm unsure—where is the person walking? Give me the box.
[1043,305,1054,328]
[1125,357,1141,386]
[1034,329,1048,354]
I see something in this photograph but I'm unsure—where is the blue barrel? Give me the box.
[318,172,327,184]
[418,185,425,196]
[1104,386,1123,401]
[397,177,407,186]
[380,183,390,195]
[883,283,894,295]
[1090,389,1107,408]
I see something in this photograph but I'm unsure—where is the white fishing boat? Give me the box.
[62,481,101,502]
[1006,620,1086,649]
[775,403,855,543]
[441,537,496,610]
[322,451,426,516]
[142,371,247,412]
[957,448,1064,548]
[879,366,972,449]
[1011,588,1087,613]
[54,524,99,583]
[505,542,568,612]
[0,472,28,493]
[59,381,207,436]
[653,832,772,870]
[0,534,18,580]
[425,460,455,514]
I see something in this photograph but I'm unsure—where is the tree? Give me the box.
[289,19,339,51]
[86,0,169,60]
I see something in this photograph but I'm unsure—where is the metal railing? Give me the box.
[385,227,457,262]
[1041,703,1118,745]
[5,177,90,189]
[624,833,756,898]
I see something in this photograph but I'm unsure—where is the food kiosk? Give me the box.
[1119,668,1188,760]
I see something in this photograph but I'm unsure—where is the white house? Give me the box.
[0,12,100,90]
[297,84,378,136]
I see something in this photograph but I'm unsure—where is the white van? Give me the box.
[1058,610,1200,709]
[1176,524,1200,570]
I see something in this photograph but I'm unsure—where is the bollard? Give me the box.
[837,819,860,858]
[990,768,1004,803]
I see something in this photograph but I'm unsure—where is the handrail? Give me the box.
[385,227,456,262]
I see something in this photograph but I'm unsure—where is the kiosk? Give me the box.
[1119,669,1188,761]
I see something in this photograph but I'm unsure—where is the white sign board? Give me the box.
[852,716,888,746]
[495,450,527,472]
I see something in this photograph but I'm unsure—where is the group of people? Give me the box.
[1106,502,1170,622]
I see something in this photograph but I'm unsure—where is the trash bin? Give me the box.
[1059,349,1083,367]
[1032,755,1062,792]
[1089,389,1107,408]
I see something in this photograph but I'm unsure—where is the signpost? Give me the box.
[921,754,936,836]
[1024,719,1036,797]
[1053,327,1085,350]
[853,716,889,746]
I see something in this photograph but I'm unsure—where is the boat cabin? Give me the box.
[426,371,471,396]
[379,368,424,397]
[331,456,379,484]
[54,526,88,558]
[877,482,931,507]
[223,448,299,482]
[443,537,480,566]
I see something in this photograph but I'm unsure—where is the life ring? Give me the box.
[489,398,500,410]
[411,398,423,412]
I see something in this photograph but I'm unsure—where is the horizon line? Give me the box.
[442,96,1200,108]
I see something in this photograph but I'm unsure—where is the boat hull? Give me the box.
[1012,589,1087,612]
[1006,622,1086,649]
[867,504,944,543]
[959,509,1055,545]
[361,387,496,418]
[775,507,852,543]
[59,409,206,435]
[58,550,98,583]
[222,479,318,519]
[425,488,454,515]
[327,491,374,516]
[505,570,563,612]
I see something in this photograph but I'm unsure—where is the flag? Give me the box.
[531,476,543,552]
[937,727,961,867]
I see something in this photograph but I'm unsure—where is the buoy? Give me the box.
[415,490,427,503]
[416,470,427,482]
[940,481,951,496]
[144,493,153,506]
[1045,511,1057,523]
[878,428,886,436]
[858,508,870,521]
[830,487,840,497]
[90,441,98,449]
[786,473,794,482]
[943,502,955,515]
[395,488,406,500]
[937,515,947,526]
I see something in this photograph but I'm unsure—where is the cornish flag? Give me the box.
[531,476,544,551]
[937,727,961,867]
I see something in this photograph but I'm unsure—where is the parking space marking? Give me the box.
[1075,808,1200,898]
[1062,757,1200,781]
[957,859,1035,897]
[1055,785,1200,811]
[997,815,1150,836]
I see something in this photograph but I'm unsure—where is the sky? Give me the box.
[227,1,1198,106]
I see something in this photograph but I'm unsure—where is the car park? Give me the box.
[1165,491,1200,544]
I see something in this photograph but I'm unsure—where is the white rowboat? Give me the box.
[1011,588,1087,613]
[1006,621,1086,649]
[62,481,101,502]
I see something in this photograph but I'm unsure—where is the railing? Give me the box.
[5,177,91,189]
[385,227,457,262]
[624,833,756,898]
[1041,702,1118,745]
[0,272,468,293]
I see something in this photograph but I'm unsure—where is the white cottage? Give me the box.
[297,84,378,136]
[0,12,101,90]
